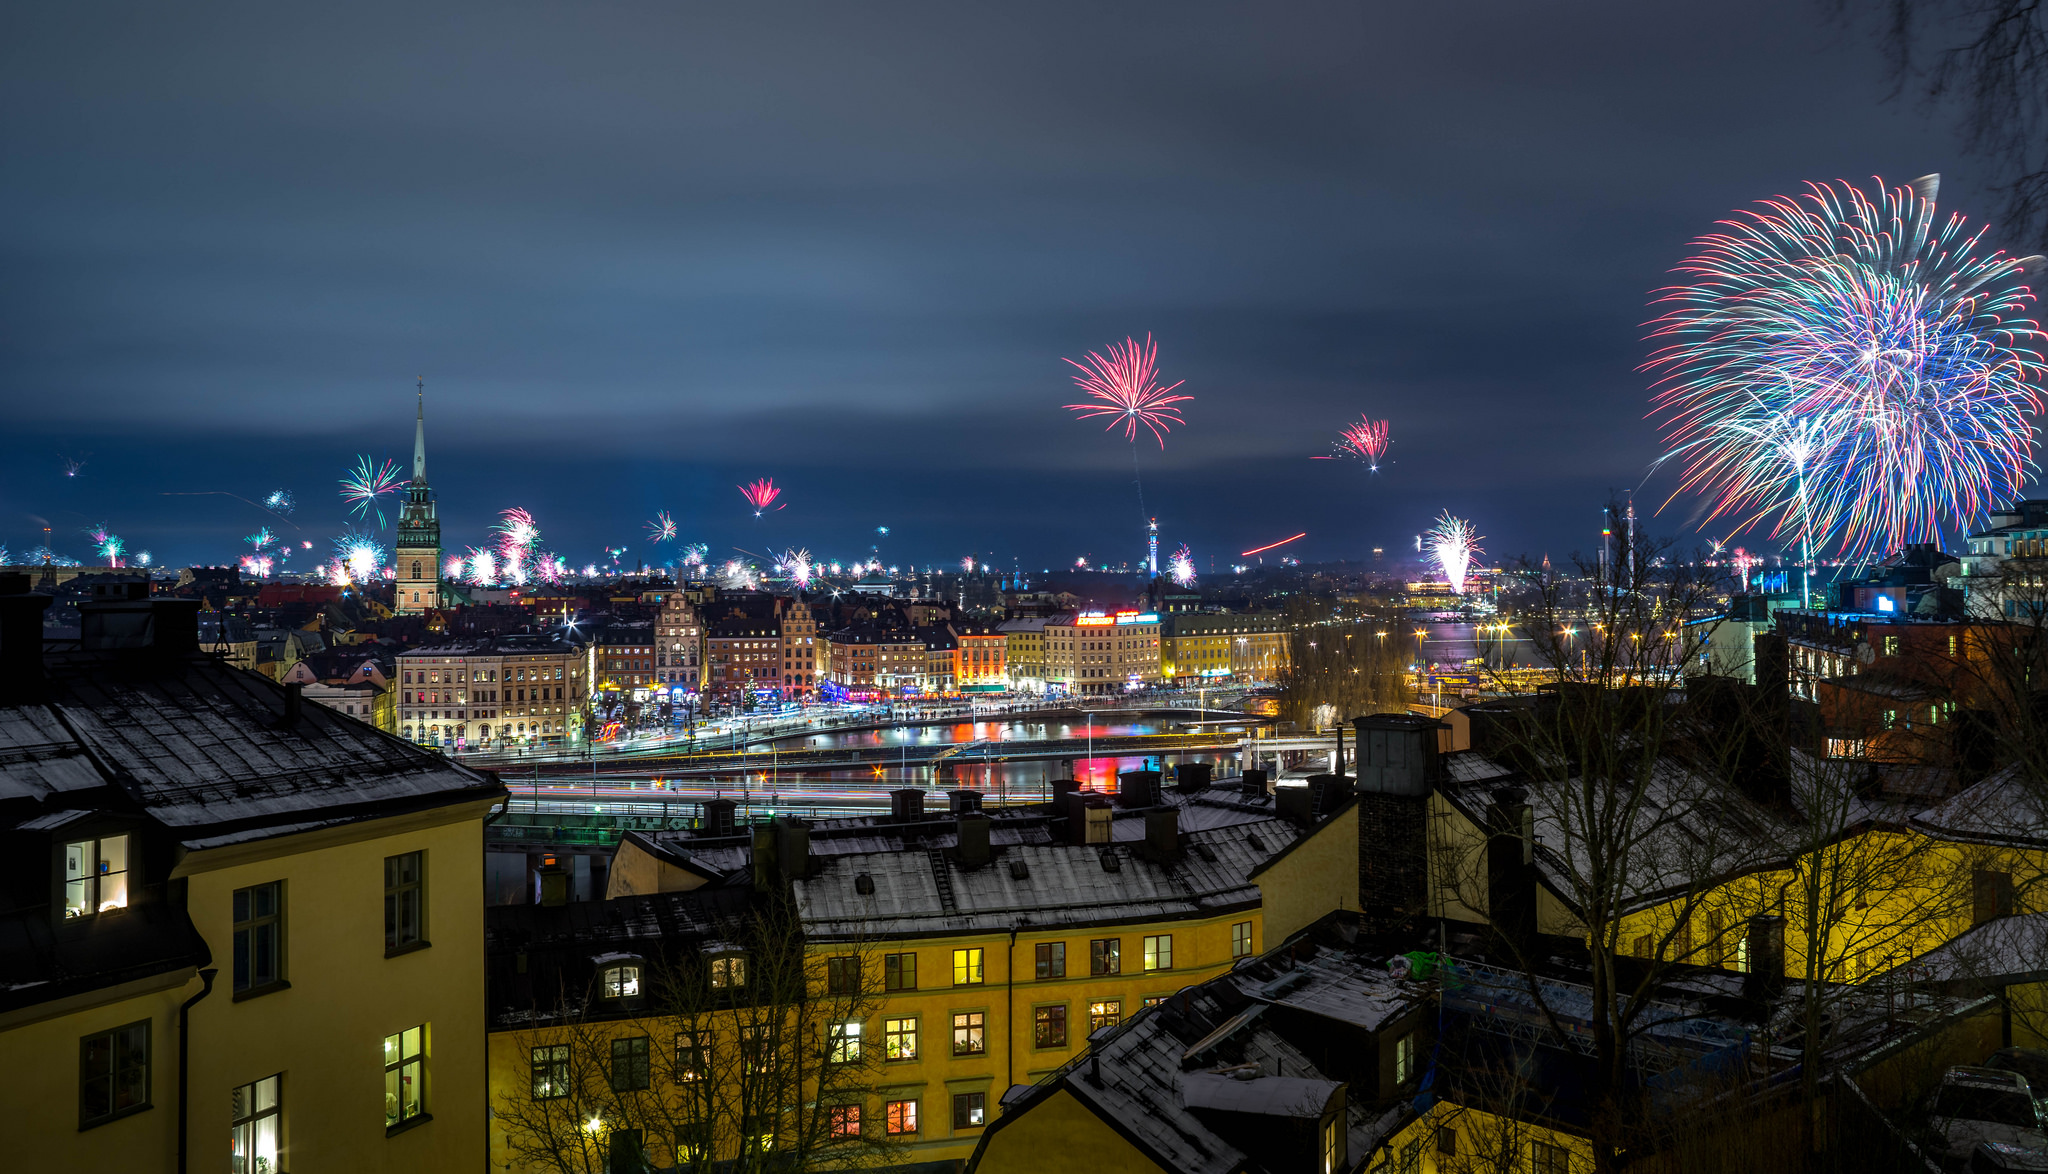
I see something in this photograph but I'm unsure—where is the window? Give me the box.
[1322,1113,1345,1174]
[384,851,425,953]
[885,1099,919,1135]
[63,834,130,919]
[711,954,747,989]
[1532,1139,1571,1174]
[601,964,641,999]
[231,1074,282,1174]
[383,1025,425,1129]
[950,947,984,985]
[1143,934,1173,972]
[885,1016,919,1061]
[1395,1032,1416,1085]
[1231,921,1254,959]
[674,1033,707,1083]
[79,1020,150,1128]
[531,1045,570,1099]
[740,1025,774,1074]
[828,1020,862,1063]
[1438,1125,1458,1155]
[1088,1000,1122,1032]
[1090,938,1121,976]
[1034,1004,1068,1048]
[952,1011,986,1056]
[953,1091,986,1129]
[828,1103,861,1139]
[233,881,285,995]
[610,1036,651,1091]
[675,1123,711,1164]
[1143,996,1169,1008]
[1975,869,2016,925]
[1400,1139,1422,1174]
[826,955,860,995]
[1034,941,1066,979]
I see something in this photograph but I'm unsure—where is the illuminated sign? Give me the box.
[1076,615,1115,627]
[1115,612,1159,624]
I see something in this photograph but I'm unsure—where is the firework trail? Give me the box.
[1321,417,1391,471]
[244,527,275,552]
[1168,544,1197,588]
[263,489,296,515]
[61,453,87,478]
[646,511,678,543]
[1427,512,1482,594]
[1647,174,2048,564]
[340,456,405,528]
[333,531,385,583]
[85,524,125,567]
[739,478,783,516]
[1064,334,1190,447]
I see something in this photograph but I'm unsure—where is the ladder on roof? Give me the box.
[927,850,958,914]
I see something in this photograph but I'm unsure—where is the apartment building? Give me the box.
[1158,611,1292,684]
[1044,611,1164,695]
[396,634,588,749]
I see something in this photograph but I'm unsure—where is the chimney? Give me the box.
[283,682,304,728]
[1353,714,1443,935]
[1050,778,1079,810]
[0,574,51,693]
[948,789,983,815]
[889,788,927,823]
[1748,633,1793,806]
[537,856,569,906]
[774,816,812,882]
[1144,807,1180,859]
[1274,782,1313,827]
[1743,914,1786,1001]
[703,798,737,836]
[1067,794,1113,845]
[1239,768,1268,800]
[1173,762,1212,792]
[1486,788,1536,951]
[955,811,992,868]
[1333,722,1346,776]
[1116,769,1161,809]
[751,823,779,889]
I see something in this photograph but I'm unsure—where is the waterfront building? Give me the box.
[997,616,1051,693]
[779,598,819,700]
[1,576,505,1173]
[652,591,703,691]
[705,617,786,702]
[397,634,587,749]
[595,623,657,692]
[1044,610,1163,695]
[1159,611,1291,684]
[393,384,444,615]
[954,620,1007,692]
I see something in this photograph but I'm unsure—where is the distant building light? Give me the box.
[1876,596,1895,613]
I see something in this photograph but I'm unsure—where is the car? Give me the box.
[1974,1140,2048,1173]
[1988,1050,2048,1111]
[1929,1067,2048,1168]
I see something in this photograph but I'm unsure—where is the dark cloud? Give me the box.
[0,1,1976,570]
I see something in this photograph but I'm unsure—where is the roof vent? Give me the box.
[1099,849,1121,873]
[855,873,875,895]
[1009,859,1030,880]
[1195,843,1217,863]
[1246,833,1266,853]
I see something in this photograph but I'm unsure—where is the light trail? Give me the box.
[1241,532,1306,557]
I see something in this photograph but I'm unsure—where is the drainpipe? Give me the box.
[1007,926,1019,1095]
[178,967,219,1174]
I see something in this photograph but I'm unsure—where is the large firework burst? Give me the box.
[340,456,405,528]
[646,511,678,543]
[1324,417,1390,471]
[1063,334,1190,447]
[1428,512,1482,594]
[334,531,385,583]
[1647,174,2048,562]
[1168,543,1197,588]
[739,478,783,516]
[85,524,124,567]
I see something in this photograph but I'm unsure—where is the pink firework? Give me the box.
[1329,417,1391,470]
[739,478,783,516]
[1063,334,1191,448]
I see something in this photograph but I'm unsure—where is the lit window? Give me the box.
[233,881,285,994]
[674,1033,708,1083]
[382,1025,426,1129]
[953,1091,986,1129]
[952,1012,985,1056]
[79,1020,150,1129]
[885,1099,919,1135]
[1088,1000,1122,1032]
[63,834,130,918]
[601,965,641,999]
[828,1021,862,1064]
[1034,1005,1068,1048]
[711,955,747,989]
[1143,934,1173,972]
[1322,1113,1344,1174]
[741,1025,774,1074]
[952,947,983,986]
[884,1016,919,1061]
[828,1104,861,1139]
[530,1045,569,1099]
[230,1073,282,1173]
[1395,1032,1416,1084]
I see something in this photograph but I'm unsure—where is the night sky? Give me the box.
[0,3,1983,574]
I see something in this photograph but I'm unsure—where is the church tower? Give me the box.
[394,380,442,614]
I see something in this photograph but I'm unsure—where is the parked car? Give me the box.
[1988,1049,2048,1110]
[1928,1067,2048,1168]
[1974,1140,2048,1173]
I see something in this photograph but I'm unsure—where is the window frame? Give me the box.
[1090,938,1121,976]
[1143,934,1172,972]
[826,955,861,996]
[951,1010,987,1056]
[232,879,287,998]
[230,1072,283,1174]
[1231,921,1254,959]
[952,1090,987,1130]
[600,963,643,1000]
[1034,1003,1068,1049]
[952,947,984,986]
[78,1019,151,1129]
[1034,941,1066,979]
[884,1015,920,1062]
[383,851,427,956]
[827,1103,862,1139]
[827,1020,863,1064]
[610,1035,652,1092]
[884,1098,920,1135]
[674,1032,708,1084]
[61,833,132,921]
[710,954,748,990]
[531,1044,570,1100]
[382,1024,427,1132]
[1088,1000,1122,1033]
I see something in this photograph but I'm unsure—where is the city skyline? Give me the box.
[0,2,2010,572]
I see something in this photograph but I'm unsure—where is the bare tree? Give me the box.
[1276,598,1412,730]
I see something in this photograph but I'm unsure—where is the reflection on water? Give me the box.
[796,719,1181,751]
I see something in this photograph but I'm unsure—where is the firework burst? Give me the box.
[739,478,783,516]
[240,555,273,578]
[646,511,678,543]
[85,524,125,567]
[133,551,151,567]
[721,559,758,590]
[334,531,385,583]
[1324,417,1391,471]
[780,548,814,588]
[681,542,709,568]
[1647,174,2048,561]
[1063,334,1191,447]
[340,456,405,528]
[244,527,275,552]
[1427,513,1482,594]
[1168,544,1197,588]
[263,489,296,515]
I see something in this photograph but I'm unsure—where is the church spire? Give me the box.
[412,376,427,483]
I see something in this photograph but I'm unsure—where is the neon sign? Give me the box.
[1115,612,1159,624]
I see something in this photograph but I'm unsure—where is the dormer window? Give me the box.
[64,834,130,918]
[711,954,748,989]
[601,963,642,999]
